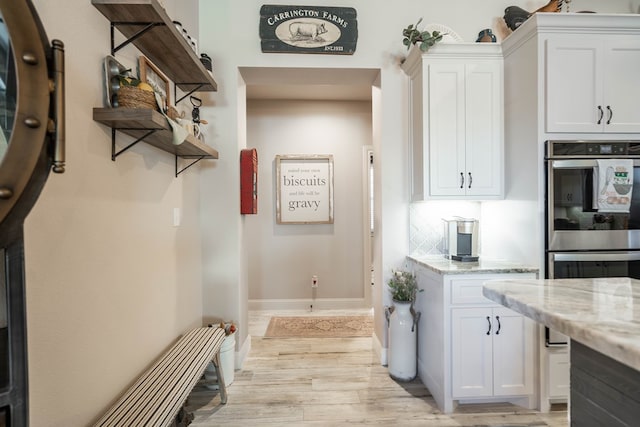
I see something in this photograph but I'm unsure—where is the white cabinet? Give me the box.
[451,306,534,398]
[412,262,536,413]
[546,37,640,133]
[403,45,503,201]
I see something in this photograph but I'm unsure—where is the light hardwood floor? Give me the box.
[188,310,568,426]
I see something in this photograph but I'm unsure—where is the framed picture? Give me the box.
[276,154,334,224]
[138,55,170,109]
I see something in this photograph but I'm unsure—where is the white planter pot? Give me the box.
[388,301,417,381]
[204,333,235,388]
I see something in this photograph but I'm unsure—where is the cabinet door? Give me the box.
[491,307,535,397]
[451,307,493,398]
[546,38,604,133]
[603,41,640,133]
[465,62,503,197]
[428,63,466,197]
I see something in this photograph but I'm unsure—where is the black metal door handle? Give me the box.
[606,106,613,125]
[597,105,604,124]
[495,315,501,335]
[468,172,472,189]
[486,316,491,335]
[460,172,464,189]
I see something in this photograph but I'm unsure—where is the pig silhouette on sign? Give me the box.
[289,21,328,41]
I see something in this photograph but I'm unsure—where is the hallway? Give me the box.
[188,310,568,426]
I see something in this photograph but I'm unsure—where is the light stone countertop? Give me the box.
[408,255,539,275]
[483,277,640,371]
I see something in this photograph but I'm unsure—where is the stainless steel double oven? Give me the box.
[546,140,640,345]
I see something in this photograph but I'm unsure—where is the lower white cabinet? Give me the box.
[451,306,534,398]
[412,263,537,413]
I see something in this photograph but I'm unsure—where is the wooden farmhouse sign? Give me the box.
[276,155,334,224]
[259,4,358,55]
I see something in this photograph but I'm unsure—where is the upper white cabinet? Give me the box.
[402,45,504,201]
[546,37,640,133]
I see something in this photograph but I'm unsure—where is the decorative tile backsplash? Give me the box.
[409,201,481,257]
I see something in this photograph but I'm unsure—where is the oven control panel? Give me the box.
[547,141,640,158]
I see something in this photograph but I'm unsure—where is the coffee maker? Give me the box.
[443,217,479,262]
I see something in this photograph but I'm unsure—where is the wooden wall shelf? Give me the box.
[91,0,217,93]
[93,108,218,176]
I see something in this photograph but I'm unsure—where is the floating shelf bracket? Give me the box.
[176,155,206,177]
[111,128,157,160]
[175,84,205,105]
[110,21,164,55]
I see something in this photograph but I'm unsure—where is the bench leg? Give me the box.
[212,351,228,404]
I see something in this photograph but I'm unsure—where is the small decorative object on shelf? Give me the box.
[504,0,564,31]
[200,53,213,72]
[386,269,422,381]
[402,17,445,52]
[476,28,497,43]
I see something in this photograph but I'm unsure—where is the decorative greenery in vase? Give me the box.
[402,18,445,52]
[387,270,422,303]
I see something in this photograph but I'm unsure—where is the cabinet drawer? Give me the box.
[451,279,491,305]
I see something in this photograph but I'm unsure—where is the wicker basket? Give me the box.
[117,85,157,110]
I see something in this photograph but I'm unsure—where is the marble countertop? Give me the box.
[483,277,640,371]
[408,255,539,275]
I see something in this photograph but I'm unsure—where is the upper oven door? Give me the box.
[547,158,640,251]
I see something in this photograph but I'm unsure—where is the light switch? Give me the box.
[173,207,181,227]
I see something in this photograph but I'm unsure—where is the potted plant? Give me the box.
[402,18,445,52]
[387,269,421,303]
[386,269,422,381]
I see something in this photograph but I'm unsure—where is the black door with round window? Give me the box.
[0,1,65,425]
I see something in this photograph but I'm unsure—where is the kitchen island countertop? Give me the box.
[408,255,538,275]
[483,277,640,371]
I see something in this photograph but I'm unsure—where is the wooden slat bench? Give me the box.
[94,327,227,427]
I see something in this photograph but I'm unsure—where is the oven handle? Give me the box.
[551,251,640,262]
[551,159,640,169]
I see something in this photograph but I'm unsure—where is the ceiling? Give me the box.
[240,67,379,101]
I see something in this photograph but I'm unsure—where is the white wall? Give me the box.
[245,99,370,308]
[25,0,204,425]
[16,0,640,424]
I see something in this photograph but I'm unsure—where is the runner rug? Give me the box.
[264,316,373,338]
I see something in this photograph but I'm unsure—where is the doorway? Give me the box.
[241,67,380,312]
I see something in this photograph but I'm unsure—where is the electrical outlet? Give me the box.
[311,275,318,288]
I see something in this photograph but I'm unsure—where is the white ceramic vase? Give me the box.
[388,300,417,381]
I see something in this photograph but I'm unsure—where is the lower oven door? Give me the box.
[546,250,640,346]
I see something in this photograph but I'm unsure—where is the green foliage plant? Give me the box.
[387,269,422,303]
[402,18,445,52]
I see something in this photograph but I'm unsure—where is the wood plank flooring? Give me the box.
[187,310,568,426]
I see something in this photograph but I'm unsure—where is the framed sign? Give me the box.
[259,5,357,54]
[276,155,334,224]
[138,55,170,109]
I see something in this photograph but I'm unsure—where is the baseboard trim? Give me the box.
[248,298,367,311]
[372,330,387,366]
[236,334,251,370]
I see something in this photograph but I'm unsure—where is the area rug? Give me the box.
[264,316,373,338]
